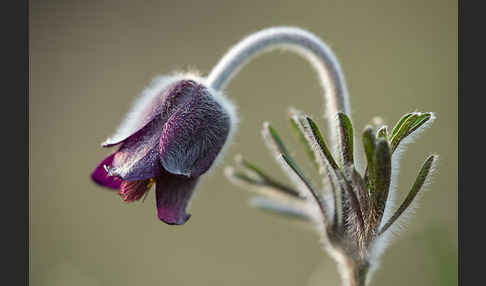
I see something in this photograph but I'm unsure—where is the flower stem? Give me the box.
[340,259,369,286]
[206,26,351,152]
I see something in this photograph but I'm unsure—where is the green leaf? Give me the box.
[362,126,376,192]
[408,112,432,134]
[227,167,262,185]
[303,117,345,229]
[306,117,339,170]
[390,114,418,149]
[233,156,301,198]
[379,155,437,235]
[262,123,324,208]
[288,109,319,170]
[302,116,365,231]
[265,123,292,158]
[390,112,433,152]
[373,138,392,219]
[376,126,388,140]
[249,196,311,222]
[390,113,413,139]
[337,113,354,166]
[279,153,329,223]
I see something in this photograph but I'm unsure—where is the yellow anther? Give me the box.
[146,178,155,189]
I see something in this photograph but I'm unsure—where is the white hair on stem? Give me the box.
[205,26,351,155]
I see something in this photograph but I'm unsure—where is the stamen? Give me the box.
[120,178,155,202]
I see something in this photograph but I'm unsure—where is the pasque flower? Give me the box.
[91,74,236,225]
[91,26,440,285]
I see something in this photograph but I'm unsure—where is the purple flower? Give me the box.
[91,75,236,225]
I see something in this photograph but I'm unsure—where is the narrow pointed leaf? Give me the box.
[264,123,292,158]
[262,123,321,203]
[306,117,339,170]
[335,113,366,231]
[304,117,362,230]
[226,167,262,185]
[390,113,413,138]
[301,117,363,231]
[249,196,311,221]
[225,166,302,200]
[373,138,392,219]
[304,116,343,228]
[408,112,432,134]
[279,153,329,223]
[379,155,436,235]
[234,156,300,197]
[362,126,376,192]
[289,113,341,224]
[289,109,318,168]
[337,113,354,166]
[391,112,433,153]
[390,114,419,149]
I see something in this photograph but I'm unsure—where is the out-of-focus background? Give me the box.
[30,0,457,285]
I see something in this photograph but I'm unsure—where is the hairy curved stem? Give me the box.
[206,26,351,151]
[342,262,369,286]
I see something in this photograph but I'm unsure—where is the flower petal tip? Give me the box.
[155,174,199,226]
[91,153,122,189]
[158,212,192,226]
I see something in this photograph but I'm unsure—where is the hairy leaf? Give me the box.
[362,126,376,192]
[279,153,329,223]
[373,138,392,220]
[289,108,318,168]
[337,112,354,166]
[390,112,432,152]
[304,117,343,228]
[376,126,388,140]
[390,113,413,139]
[306,117,339,170]
[379,155,436,234]
[235,155,300,197]
[250,196,311,222]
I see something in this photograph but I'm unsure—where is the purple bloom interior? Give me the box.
[91,77,233,225]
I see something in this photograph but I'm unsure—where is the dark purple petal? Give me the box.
[159,84,231,177]
[102,77,200,147]
[155,173,199,225]
[108,80,216,181]
[91,153,122,189]
[120,179,154,202]
[110,118,166,181]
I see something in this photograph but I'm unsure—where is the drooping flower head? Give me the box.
[91,74,237,225]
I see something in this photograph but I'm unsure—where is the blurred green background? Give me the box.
[30,0,457,285]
